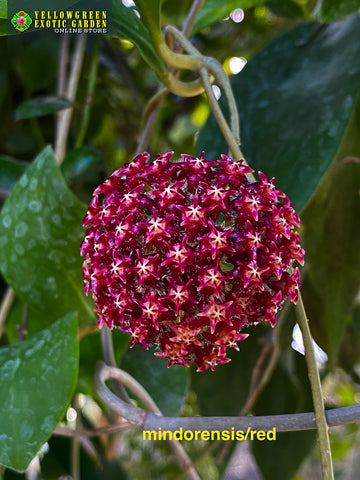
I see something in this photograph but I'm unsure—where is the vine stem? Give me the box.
[55,422,134,437]
[164,25,240,147]
[199,67,244,162]
[71,395,81,480]
[181,0,206,37]
[95,363,201,480]
[295,292,334,480]
[96,362,360,432]
[136,0,206,152]
[135,97,164,155]
[55,35,87,165]
[199,67,256,182]
[75,38,101,148]
[241,300,291,415]
[57,35,70,98]
[100,326,130,403]
[161,26,255,183]
[0,288,15,340]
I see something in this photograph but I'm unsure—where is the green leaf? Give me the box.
[78,329,130,396]
[61,147,100,184]
[0,146,95,325]
[0,18,6,35]
[0,156,28,190]
[319,0,360,22]
[251,308,316,480]
[112,0,166,80]
[192,0,265,34]
[15,39,58,93]
[252,355,316,480]
[121,344,189,416]
[15,95,71,121]
[197,14,360,212]
[338,305,360,372]
[266,0,304,19]
[301,160,360,365]
[0,313,79,472]
[133,0,163,43]
[0,0,6,19]
[191,325,269,416]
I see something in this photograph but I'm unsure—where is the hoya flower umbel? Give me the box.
[81,152,304,371]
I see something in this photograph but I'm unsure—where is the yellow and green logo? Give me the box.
[11,11,32,32]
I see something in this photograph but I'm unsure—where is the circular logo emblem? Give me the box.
[11,11,32,32]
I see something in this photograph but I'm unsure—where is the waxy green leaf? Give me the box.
[0,146,95,325]
[0,313,79,472]
[191,325,268,416]
[61,147,100,184]
[301,160,360,365]
[266,0,304,19]
[192,0,264,33]
[319,0,360,22]
[0,0,6,19]
[0,18,6,35]
[133,0,163,40]
[252,309,316,480]
[0,156,28,190]
[122,344,189,416]
[197,14,360,212]
[112,0,166,80]
[15,95,71,121]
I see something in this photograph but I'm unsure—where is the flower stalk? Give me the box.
[295,293,334,480]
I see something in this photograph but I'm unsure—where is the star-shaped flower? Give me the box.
[182,152,216,174]
[197,262,228,298]
[164,279,197,314]
[199,223,235,260]
[161,236,197,273]
[267,242,285,280]
[119,184,144,211]
[214,329,249,351]
[243,221,268,258]
[113,214,133,247]
[198,297,233,333]
[145,151,174,175]
[150,180,185,208]
[218,154,253,178]
[242,260,269,290]
[169,324,202,347]
[138,208,174,243]
[196,347,231,372]
[176,196,213,228]
[136,291,168,330]
[131,251,160,288]
[258,171,278,202]
[235,187,270,222]
[200,181,237,209]
[264,291,283,326]
[271,206,291,239]
[285,268,300,303]
[155,342,190,367]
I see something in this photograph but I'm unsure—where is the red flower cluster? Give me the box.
[81,152,304,371]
